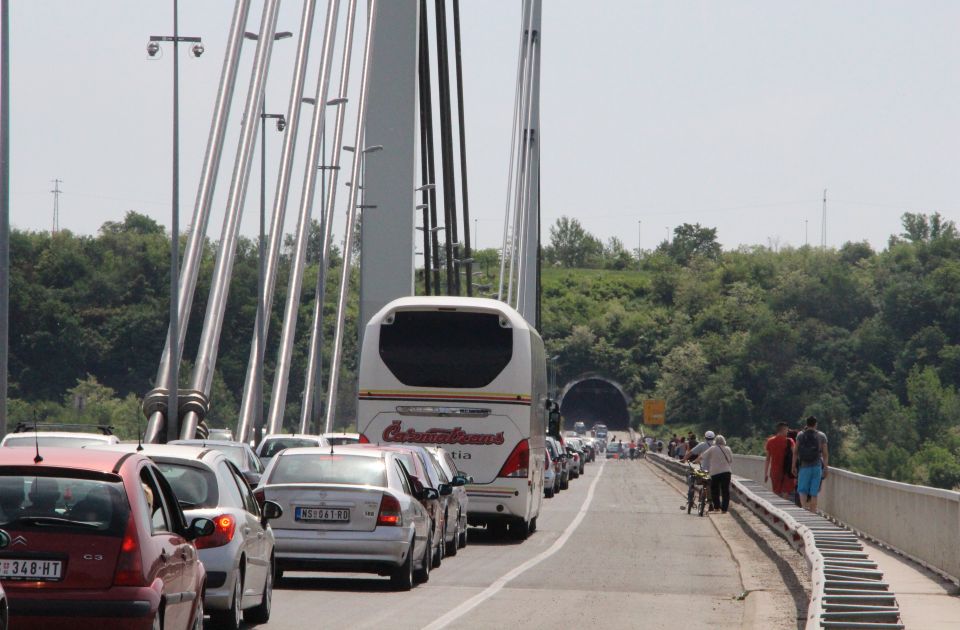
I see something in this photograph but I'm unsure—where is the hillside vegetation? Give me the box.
[6,210,960,488]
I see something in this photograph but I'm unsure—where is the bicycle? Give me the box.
[684,464,711,516]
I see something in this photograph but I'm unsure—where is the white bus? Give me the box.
[356,296,547,539]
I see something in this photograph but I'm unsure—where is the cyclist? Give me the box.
[684,430,715,464]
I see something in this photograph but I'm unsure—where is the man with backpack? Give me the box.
[791,416,830,513]
[764,422,796,500]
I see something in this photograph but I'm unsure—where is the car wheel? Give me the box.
[245,555,273,624]
[530,516,538,533]
[151,609,161,630]
[211,572,242,630]
[415,533,432,584]
[431,526,443,569]
[191,595,204,630]
[390,538,415,591]
[545,486,554,498]
[446,519,459,556]
[560,475,569,490]
[459,525,468,548]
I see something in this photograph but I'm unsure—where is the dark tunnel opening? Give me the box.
[559,377,631,431]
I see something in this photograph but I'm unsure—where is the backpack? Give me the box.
[782,439,794,478]
[797,430,821,465]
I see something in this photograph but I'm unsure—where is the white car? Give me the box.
[425,446,471,552]
[263,446,435,590]
[1,427,119,449]
[255,433,328,468]
[322,432,362,446]
[93,444,282,629]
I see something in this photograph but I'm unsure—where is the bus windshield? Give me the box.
[379,311,512,388]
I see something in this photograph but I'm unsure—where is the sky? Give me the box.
[6,1,960,253]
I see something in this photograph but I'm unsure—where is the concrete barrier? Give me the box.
[732,453,960,584]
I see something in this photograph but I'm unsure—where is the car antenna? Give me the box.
[32,412,43,463]
[136,405,144,451]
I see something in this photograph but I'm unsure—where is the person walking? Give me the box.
[675,437,687,460]
[792,416,829,513]
[696,435,734,513]
[764,422,796,500]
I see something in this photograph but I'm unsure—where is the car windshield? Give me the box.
[0,473,128,535]
[269,454,386,487]
[153,461,219,509]
[260,438,319,459]
[4,436,108,448]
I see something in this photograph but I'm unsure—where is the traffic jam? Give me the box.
[0,424,600,629]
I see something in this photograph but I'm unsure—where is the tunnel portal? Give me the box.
[559,376,631,431]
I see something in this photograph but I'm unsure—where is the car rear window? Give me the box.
[269,455,387,487]
[153,462,219,509]
[325,436,359,445]
[260,438,319,459]
[0,473,129,536]
[379,310,513,388]
[4,436,109,448]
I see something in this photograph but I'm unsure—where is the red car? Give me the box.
[0,446,214,629]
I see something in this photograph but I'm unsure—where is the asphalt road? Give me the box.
[257,459,768,630]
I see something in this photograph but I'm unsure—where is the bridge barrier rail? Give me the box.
[646,453,825,629]
[732,454,960,584]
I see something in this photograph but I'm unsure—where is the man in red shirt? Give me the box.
[764,422,796,499]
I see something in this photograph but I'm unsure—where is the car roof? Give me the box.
[278,446,385,459]
[172,439,249,449]
[2,431,117,441]
[87,443,221,462]
[0,446,144,473]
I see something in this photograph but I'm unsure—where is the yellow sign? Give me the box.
[643,399,666,425]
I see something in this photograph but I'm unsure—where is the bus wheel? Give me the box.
[510,519,530,541]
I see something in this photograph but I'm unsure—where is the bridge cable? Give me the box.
[452,0,473,296]
[434,0,459,295]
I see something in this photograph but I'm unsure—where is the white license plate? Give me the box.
[0,558,63,581]
[295,507,350,522]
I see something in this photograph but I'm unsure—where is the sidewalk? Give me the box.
[863,541,960,630]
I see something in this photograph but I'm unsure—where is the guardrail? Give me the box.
[733,454,960,585]
[647,454,904,629]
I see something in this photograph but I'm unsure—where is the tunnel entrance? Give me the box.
[559,376,631,431]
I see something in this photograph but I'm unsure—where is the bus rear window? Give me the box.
[379,311,512,388]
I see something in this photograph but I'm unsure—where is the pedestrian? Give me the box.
[675,438,687,460]
[628,440,637,460]
[696,435,733,513]
[792,416,830,513]
[764,422,796,500]
[684,431,715,462]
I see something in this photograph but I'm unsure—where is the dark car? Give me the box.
[0,447,213,629]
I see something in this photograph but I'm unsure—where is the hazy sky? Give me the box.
[6,1,960,253]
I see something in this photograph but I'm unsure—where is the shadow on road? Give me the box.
[277,575,396,593]
[461,525,525,547]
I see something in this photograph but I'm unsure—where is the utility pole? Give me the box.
[50,179,62,235]
[1,0,10,437]
[821,188,827,249]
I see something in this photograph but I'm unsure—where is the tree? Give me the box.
[661,223,721,265]
[548,217,603,268]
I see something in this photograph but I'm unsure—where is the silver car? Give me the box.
[263,446,435,590]
[171,438,265,488]
[94,444,282,629]
[425,446,471,552]
[255,433,328,468]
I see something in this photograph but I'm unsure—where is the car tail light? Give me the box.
[113,515,144,586]
[359,433,370,444]
[377,494,402,527]
[254,488,266,509]
[195,514,237,549]
[498,440,530,478]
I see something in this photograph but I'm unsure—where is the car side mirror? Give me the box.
[411,476,425,499]
[242,471,262,489]
[261,500,283,526]
[438,483,453,496]
[186,517,215,541]
[422,487,439,501]
[451,475,467,487]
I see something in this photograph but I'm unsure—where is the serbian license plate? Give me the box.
[295,507,350,522]
[0,558,63,581]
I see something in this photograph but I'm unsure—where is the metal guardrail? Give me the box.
[647,454,904,630]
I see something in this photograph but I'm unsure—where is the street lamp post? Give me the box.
[147,1,203,443]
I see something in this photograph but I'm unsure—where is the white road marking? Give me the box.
[423,460,607,630]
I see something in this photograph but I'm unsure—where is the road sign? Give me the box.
[643,399,666,425]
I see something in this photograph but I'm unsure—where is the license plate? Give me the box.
[295,507,350,522]
[0,558,63,581]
